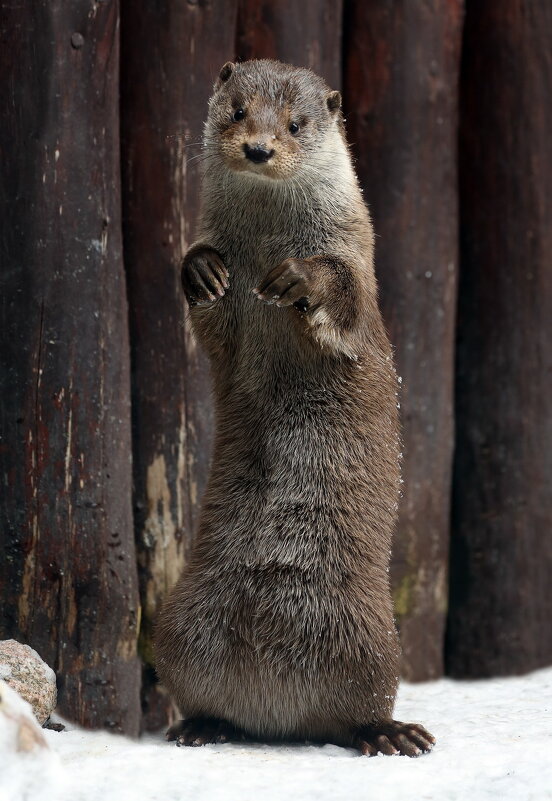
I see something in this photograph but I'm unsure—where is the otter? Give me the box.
[155,59,435,757]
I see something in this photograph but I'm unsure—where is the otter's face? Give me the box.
[205,60,342,181]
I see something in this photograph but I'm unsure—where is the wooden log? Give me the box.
[0,1,140,734]
[120,0,238,730]
[344,0,463,680]
[447,0,552,677]
[236,0,343,87]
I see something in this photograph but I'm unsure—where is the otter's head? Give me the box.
[204,59,342,181]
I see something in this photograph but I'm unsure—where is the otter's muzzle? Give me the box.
[243,143,274,164]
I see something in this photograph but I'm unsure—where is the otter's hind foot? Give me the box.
[166,717,245,747]
[354,720,435,757]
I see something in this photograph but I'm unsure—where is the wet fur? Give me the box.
[155,60,407,748]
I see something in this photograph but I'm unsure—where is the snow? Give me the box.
[3,667,552,801]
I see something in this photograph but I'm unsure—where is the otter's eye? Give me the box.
[233,108,245,122]
[289,122,300,135]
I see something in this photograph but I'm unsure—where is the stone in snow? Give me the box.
[0,640,57,725]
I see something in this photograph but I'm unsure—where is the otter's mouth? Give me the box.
[239,140,281,179]
[233,155,282,180]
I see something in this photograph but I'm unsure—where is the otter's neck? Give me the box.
[200,129,362,236]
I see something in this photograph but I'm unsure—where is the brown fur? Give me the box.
[155,60,434,756]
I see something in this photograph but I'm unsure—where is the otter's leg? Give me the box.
[353,721,435,757]
[166,717,245,747]
[253,255,363,357]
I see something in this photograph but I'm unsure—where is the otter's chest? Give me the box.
[222,265,297,367]
[200,201,338,379]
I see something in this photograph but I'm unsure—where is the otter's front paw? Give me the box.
[253,258,316,313]
[354,720,436,757]
[181,247,229,307]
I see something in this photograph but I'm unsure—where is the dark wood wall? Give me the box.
[1,0,550,734]
[344,0,463,681]
[447,0,552,677]
[0,0,141,734]
[119,0,238,732]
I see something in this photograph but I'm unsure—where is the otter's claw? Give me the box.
[354,720,436,758]
[253,258,313,311]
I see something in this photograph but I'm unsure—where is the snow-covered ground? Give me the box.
[4,667,552,801]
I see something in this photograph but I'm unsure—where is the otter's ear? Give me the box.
[327,90,342,115]
[215,62,235,89]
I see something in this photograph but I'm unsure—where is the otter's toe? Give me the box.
[167,717,243,748]
[354,720,435,758]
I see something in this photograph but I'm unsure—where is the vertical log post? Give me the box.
[120,0,238,729]
[344,1,463,679]
[0,1,140,733]
[447,1,552,676]
[236,0,343,87]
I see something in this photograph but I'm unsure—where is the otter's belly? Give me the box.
[156,351,399,739]
[161,564,393,743]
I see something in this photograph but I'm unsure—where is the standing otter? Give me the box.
[155,59,435,757]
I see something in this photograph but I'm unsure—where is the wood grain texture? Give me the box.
[344,0,463,680]
[236,0,343,88]
[447,0,552,677]
[120,0,238,730]
[0,0,140,733]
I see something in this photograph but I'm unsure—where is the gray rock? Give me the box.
[0,640,57,725]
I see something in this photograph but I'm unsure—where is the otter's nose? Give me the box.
[243,143,274,164]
